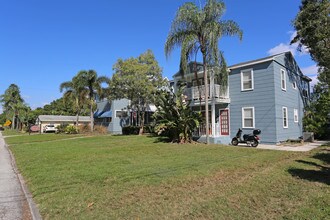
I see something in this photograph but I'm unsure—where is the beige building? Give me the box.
[36,115,91,133]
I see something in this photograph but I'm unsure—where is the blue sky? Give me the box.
[0,0,317,112]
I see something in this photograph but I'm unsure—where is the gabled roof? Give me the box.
[37,115,91,122]
[228,52,291,70]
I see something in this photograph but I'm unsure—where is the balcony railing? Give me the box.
[184,84,229,102]
[193,123,212,137]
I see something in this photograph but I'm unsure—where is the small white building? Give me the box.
[36,115,91,133]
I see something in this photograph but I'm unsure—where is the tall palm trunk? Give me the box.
[76,113,79,129]
[193,62,203,112]
[202,54,210,144]
[90,101,94,132]
[11,114,15,130]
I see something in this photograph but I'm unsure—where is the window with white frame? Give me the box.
[294,109,298,123]
[115,110,128,118]
[242,107,255,128]
[241,69,254,91]
[281,69,286,91]
[292,81,297,89]
[282,107,288,128]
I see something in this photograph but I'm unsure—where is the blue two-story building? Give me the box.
[173,51,311,144]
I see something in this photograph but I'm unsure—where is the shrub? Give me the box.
[56,124,70,133]
[143,124,155,134]
[78,124,90,133]
[122,126,140,135]
[94,125,108,134]
[65,125,78,134]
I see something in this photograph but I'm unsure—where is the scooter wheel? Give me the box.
[251,139,258,147]
[231,138,239,146]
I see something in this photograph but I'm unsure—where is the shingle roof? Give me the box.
[228,52,290,70]
[37,115,91,122]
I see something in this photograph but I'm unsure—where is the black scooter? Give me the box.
[231,128,261,147]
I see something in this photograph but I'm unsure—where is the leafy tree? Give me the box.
[303,71,330,139]
[110,50,165,135]
[0,112,6,125]
[292,0,330,139]
[154,86,202,143]
[165,0,242,144]
[0,84,27,130]
[60,76,89,127]
[74,70,110,132]
[291,0,330,70]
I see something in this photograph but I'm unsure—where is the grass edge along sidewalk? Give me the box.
[6,134,330,219]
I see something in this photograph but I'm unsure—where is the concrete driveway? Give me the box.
[0,132,41,220]
[257,140,329,152]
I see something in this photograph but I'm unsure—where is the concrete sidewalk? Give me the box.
[0,132,40,220]
[257,140,329,152]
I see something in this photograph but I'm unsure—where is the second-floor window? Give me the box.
[281,69,286,91]
[292,81,297,89]
[241,69,254,91]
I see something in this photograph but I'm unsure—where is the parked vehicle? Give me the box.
[43,124,58,133]
[231,128,261,147]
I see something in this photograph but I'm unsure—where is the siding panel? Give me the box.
[229,61,277,143]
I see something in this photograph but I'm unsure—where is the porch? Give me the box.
[184,84,230,105]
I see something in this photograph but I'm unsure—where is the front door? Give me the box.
[220,109,229,135]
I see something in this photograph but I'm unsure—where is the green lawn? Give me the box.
[1,129,27,136]
[6,135,330,220]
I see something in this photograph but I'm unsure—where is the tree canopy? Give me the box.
[109,50,164,134]
[292,0,330,139]
[0,84,27,129]
[72,70,110,131]
[291,0,330,71]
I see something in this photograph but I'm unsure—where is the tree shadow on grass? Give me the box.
[288,148,330,185]
[146,134,172,143]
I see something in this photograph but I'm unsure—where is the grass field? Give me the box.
[1,129,28,136]
[5,134,330,219]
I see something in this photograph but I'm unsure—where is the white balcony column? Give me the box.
[210,70,216,137]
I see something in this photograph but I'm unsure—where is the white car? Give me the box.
[43,125,58,133]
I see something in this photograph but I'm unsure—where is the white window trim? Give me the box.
[241,69,254,91]
[281,69,287,91]
[115,110,122,118]
[242,107,255,128]
[294,108,298,123]
[283,107,288,128]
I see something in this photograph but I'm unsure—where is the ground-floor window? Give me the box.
[242,107,255,128]
[283,107,288,128]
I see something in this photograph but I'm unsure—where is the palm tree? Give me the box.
[0,84,25,130]
[165,0,242,144]
[60,76,88,128]
[75,70,110,132]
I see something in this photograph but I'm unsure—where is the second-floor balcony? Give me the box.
[185,84,230,105]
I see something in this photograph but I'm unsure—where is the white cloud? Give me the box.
[268,43,298,56]
[301,64,318,75]
[267,31,309,56]
[301,64,319,87]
